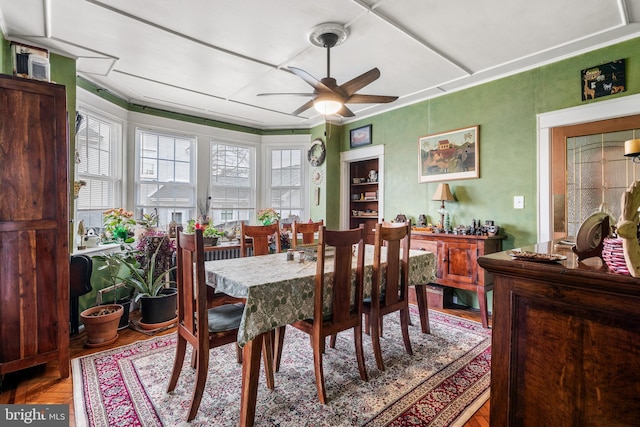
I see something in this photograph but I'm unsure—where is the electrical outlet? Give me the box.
[514,196,525,209]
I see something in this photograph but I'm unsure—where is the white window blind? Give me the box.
[75,111,122,231]
[269,148,303,220]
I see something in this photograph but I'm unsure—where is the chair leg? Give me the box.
[400,307,413,356]
[370,311,385,371]
[312,333,327,404]
[190,348,197,369]
[353,323,368,382]
[329,333,337,348]
[167,335,188,392]
[364,313,370,335]
[273,326,286,372]
[186,342,209,422]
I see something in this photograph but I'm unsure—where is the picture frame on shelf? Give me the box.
[350,124,372,148]
[418,125,479,183]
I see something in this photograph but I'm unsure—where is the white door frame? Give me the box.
[537,93,640,242]
[340,145,385,230]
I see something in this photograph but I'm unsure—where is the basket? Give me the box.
[602,237,630,275]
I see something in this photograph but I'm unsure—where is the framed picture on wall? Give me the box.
[350,125,372,148]
[418,125,479,183]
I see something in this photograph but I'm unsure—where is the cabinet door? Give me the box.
[0,76,69,377]
[438,241,477,285]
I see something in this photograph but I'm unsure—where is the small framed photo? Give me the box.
[350,125,372,148]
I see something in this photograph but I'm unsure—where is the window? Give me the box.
[210,142,256,227]
[135,128,196,228]
[269,148,304,220]
[75,110,122,232]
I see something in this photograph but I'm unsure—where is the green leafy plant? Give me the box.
[92,244,137,304]
[203,223,224,238]
[115,234,177,302]
[137,209,159,228]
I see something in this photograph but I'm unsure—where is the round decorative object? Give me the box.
[617,180,640,277]
[312,167,324,185]
[307,138,326,166]
[575,212,608,253]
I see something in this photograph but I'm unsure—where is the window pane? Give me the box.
[210,141,256,227]
[136,129,196,227]
[269,148,304,221]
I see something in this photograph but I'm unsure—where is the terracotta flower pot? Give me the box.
[80,304,123,347]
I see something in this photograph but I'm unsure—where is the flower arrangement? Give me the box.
[185,219,223,244]
[257,208,280,225]
[103,208,136,240]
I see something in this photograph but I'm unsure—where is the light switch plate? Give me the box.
[514,196,524,209]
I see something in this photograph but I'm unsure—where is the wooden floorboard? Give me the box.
[0,307,491,426]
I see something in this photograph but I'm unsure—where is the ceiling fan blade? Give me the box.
[339,68,381,96]
[346,94,399,104]
[292,99,315,116]
[336,105,355,117]
[288,67,333,92]
[257,93,314,97]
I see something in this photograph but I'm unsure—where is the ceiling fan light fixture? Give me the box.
[313,93,343,115]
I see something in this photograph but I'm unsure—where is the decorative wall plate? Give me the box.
[307,138,326,166]
[312,167,324,185]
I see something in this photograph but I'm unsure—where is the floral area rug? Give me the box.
[72,308,491,426]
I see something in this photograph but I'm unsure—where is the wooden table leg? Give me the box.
[414,284,431,334]
[239,333,264,427]
[477,285,490,328]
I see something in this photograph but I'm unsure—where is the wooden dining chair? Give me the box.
[167,227,274,421]
[274,224,368,404]
[362,221,413,371]
[240,220,281,256]
[291,219,324,249]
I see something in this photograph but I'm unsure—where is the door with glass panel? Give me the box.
[551,115,640,240]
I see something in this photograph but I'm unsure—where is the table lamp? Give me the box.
[432,183,455,228]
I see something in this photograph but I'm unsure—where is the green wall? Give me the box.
[338,37,640,252]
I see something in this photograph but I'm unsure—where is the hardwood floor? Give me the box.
[0,306,491,426]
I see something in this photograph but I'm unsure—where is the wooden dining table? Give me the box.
[205,244,436,427]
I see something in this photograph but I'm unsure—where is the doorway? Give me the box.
[537,93,640,242]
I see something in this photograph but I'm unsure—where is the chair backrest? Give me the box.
[70,254,93,298]
[176,226,208,342]
[371,221,411,307]
[291,219,324,249]
[240,221,280,256]
[315,224,365,326]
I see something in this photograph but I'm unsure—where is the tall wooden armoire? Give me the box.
[0,75,70,378]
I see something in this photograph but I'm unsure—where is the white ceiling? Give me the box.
[1,0,639,130]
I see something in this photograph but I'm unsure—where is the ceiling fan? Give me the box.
[259,23,398,117]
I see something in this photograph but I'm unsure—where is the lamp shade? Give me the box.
[313,92,343,115]
[624,139,640,157]
[431,183,454,202]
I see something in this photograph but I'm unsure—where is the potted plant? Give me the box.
[103,208,136,242]
[79,248,130,346]
[92,246,136,330]
[202,223,224,246]
[257,207,280,225]
[135,209,159,240]
[117,232,178,327]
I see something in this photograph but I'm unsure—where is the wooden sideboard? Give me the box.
[410,231,504,328]
[478,241,640,426]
